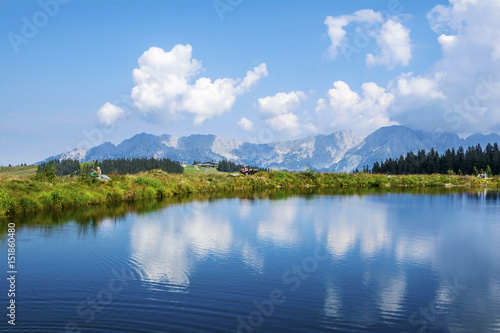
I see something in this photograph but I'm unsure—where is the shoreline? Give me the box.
[0,170,498,216]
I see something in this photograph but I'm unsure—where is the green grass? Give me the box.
[0,165,37,178]
[0,170,498,216]
[183,165,222,176]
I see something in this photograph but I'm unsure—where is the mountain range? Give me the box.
[40,126,500,172]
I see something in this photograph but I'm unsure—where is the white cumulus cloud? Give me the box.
[258,91,307,117]
[366,20,411,69]
[237,117,254,131]
[97,103,125,126]
[325,10,412,69]
[388,0,500,133]
[315,81,396,135]
[258,91,307,134]
[131,45,201,112]
[265,113,301,134]
[234,63,268,95]
[325,9,384,58]
[394,72,445,99]
[128,44,267,125]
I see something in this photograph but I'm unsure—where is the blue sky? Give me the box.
[1,0,500,165]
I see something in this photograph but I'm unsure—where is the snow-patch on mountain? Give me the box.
[261,130,365,170]
[210,137,242,161]
[39,126,500,172]
[39,147,89,164]
[162,136,178,148]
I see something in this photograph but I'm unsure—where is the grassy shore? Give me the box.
[0,169,498,216]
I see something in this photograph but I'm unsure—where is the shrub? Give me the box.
[178,183,194,195]
[31,163,57,182]
[39,192,54,207]
[0,189,12,214]
[144,187,156,198]
[156,187,173,198]
[50,190,65,207]
[79,164,95,184]
[134,177,162,189]
[18,196,41,211]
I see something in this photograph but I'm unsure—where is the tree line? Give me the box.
[217,160,264,173]
[372,143,500,175]
[37,159,80,176]
[38,157,184,176]
[3,163,28,167]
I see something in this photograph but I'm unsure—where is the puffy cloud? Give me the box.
[323,81,360,110]
[437,34,457,51]
[97,103,125,126]
[234,63,268,94]
[427,0,474,35]
[366,20,411,69]
[303,122,319,133]
[258,91,307,134]
[130,45,200,112]
[265,113,301,134]
[258,91,307,117]
[237,117,254,131]
[389,0,500,133]
[325,10,384,58]
[386,72,446,130]
[315,81,396,135]
[394,72,445,99]
[325,10,411,69]
[182,77,239,125]
[129,44,267,125]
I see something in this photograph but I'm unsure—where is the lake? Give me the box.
[1,188,500,332]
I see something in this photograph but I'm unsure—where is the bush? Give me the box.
[134,177,162,188]
[0,189,12,214]
[31,163,57,182]
[39,192,54,207]
[177,183,194,195]
[144,187,156,198]
[18,196,41,211]
[50,190,65,208]
[156,187,173,198]
[79,164,96,184]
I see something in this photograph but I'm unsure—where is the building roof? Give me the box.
[198,161,219,167]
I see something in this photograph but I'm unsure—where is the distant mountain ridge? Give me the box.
[40,126,500,172]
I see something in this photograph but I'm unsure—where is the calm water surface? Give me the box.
[1,188,500,332]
